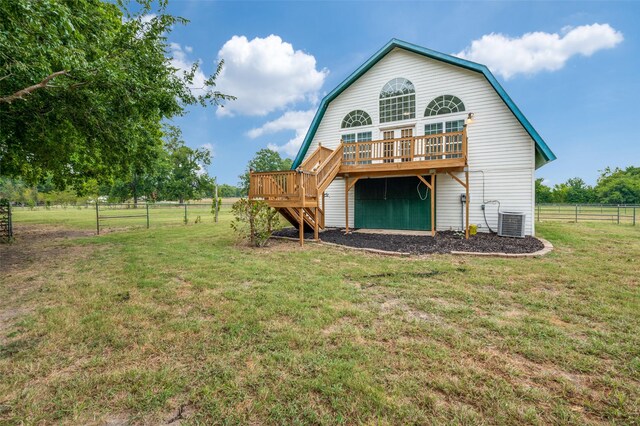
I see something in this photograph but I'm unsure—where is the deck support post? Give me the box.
[299,172,305,246]
[465,168,470,240]
[314,207,319,240]
[322,192,326,228]
[345,177,349,233]
[299,208,304,246]
[431,174,436,237]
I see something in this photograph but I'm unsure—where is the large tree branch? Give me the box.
[0,70,69,104]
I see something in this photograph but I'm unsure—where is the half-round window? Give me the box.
[379,78,415,123]
[341,110,372,128]
[425,95,465,116]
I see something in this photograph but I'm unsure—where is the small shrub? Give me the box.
[230,198,282,247]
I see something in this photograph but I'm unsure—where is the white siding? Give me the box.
[301,48,536,235]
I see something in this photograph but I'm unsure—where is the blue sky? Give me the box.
[159,1,639,187]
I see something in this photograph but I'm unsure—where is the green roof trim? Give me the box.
[292,38,556,169]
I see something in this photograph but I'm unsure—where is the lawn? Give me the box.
[1,209,639,425]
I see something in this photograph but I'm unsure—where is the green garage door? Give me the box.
[355,176,432,230]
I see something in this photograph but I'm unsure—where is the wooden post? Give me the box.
[214,184,219,223]
[322,192,326,228]
[465,169,470,239]
[575,205,578,223]
[345,177,349,233]
[95,202,100,235]
[537,204,540,222]
[146,203,150,229]
[431,174,436,237]
[633,206,636,226]
[299,208,304,246]
[184,203,188,224]
[314,207,319,240]
[299,172,305,246]
[617,205,620,224]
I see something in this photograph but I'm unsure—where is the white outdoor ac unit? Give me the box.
[498,211,526,238]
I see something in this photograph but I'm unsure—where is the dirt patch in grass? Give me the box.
[1,224,94,271]
[1,224,97,343]
[273,228,544,254]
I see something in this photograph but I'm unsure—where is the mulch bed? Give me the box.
[272,228,544,255]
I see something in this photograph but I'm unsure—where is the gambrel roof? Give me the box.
[292,39,556,169]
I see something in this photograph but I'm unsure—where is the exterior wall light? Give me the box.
[465,112,475,125]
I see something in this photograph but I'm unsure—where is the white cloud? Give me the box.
[247,109,315,157]
[247,110,315,139]
[215,35,328,116]
[456,23,623,79]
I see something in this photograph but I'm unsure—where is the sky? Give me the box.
[157,1,639,187]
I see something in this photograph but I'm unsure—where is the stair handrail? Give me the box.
[316,143,344,190]
[299,145,333,172]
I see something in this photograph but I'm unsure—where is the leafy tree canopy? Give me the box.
[0,0,233,188]
[239,149,293,195]
[596,166,640,204]
[536,167,639,205]
[217,184,242,198]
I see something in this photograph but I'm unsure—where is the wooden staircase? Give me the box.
[249,144,344,244]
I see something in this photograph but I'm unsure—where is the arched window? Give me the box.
[424,95,465,116]
[379,78,415,123]
[341,110,372,128]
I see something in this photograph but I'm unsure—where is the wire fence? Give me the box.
[11,201,238,233]
[536,204,637,225]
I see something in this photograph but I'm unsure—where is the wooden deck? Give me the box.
[249,127,470,244]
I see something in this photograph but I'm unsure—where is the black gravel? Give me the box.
[272,228,544,255]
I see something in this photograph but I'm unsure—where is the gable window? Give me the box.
[379,78,415,123]
[424,95,465,117]
[341,110,372,128]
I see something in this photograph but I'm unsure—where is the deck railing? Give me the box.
[316,144,343,190]
[249,170,318,200]
[343,129,466,166]
[300,145,333,172]
[249,170,299,199]
[249,128,467,202]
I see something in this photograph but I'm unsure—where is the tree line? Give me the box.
[536,166,640,204]
[0,125,216,205]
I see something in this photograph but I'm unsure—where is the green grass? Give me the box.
[1,210,639,424]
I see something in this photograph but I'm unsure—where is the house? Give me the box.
[249,39,556,245]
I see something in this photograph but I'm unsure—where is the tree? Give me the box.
[551,178,596,204]
[161,126,214,203]
[218,184,242,198]
[0,0,233,188]
[595,166,640,204]
[239,149,293,195]
[535,178,553,203]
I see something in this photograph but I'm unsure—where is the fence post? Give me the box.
[146,203,150,229]
[214,184,219,223]
[575,204,578,223]
[184,204,188,224]
[95,202,100,235]
[633,207,636,226]
[617,205,620,224]
[8,201,11,239]
[537,204,540,222]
